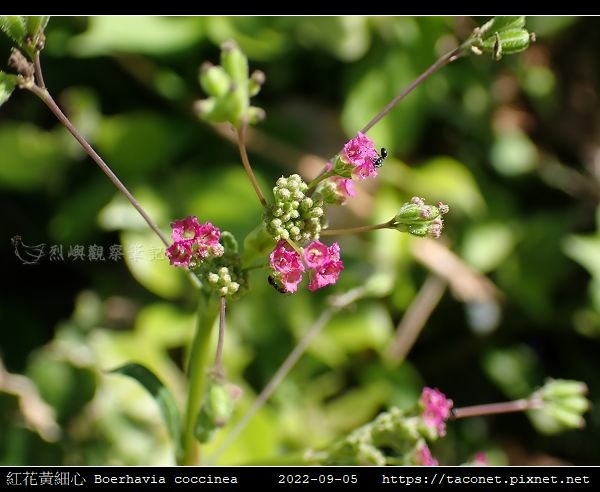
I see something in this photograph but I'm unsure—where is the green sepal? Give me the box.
[480,29,532,60]
[220,231,239,254]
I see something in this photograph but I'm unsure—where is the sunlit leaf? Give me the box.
[0,71,17,107]
[111,363,182,459]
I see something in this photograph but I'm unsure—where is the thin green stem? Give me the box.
[33,50,45,89]
[28,85,171,246]
[359,42,471,136]
[24,62,201,289]
[236,121,268,208]
[314,40,474,181]
[208,286,367,464]
[181,297,220,465]
[284,237,303,257]
[242,262,270,272]
[320,219,395,236]
[213,296,227,376]
[307,169,335,191]
[451,398,540,420]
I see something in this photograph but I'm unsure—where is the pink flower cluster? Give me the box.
[165,216,224,268]
[420,387,454,437]
[342,132,380,180]
[416,444,438,466]
[269,240,344,293]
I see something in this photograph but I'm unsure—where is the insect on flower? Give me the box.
[267,275,289,294]
[373,147,388,168]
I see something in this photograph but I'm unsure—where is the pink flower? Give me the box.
[303,241,329,269]
[473,452,488,466]
[165,216,223,268]
[269,240,305,293]
[420,387,453,437]
[166,241,193,267]
[268,240,344,293]
[342,132,379,181]
[270,240,305,274]
[308,259,344,291]
[197,222,221,247]
[171,216,203,243]
[416,444,438,466]
[304,241,339,267]
[305,240,343,291]
[281,269,303,293]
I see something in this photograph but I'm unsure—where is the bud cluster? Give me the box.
[265,174,324,243]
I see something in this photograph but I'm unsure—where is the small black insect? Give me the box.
[373,147,388,168]
[268,275,288,294]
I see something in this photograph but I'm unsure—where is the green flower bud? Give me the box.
[200,62,231,98]
[557,396,590,414]
[310,207,324,219]
[471,16,534,61]
[194,97,233,123]
[481,30,533,60]
[265,174,325,243]
[194,380,236,443]
[196,41,265,128]
[247,106,266,124]
[276,188,291,200]
[537,379,588,399]
[529,379,590,432]
[300,197,313,211]
[542,405,585,430]
[221,39,248,85]
[248,70,266,97]
[391,197,449,239]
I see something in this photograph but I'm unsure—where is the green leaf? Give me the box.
[25,16,50,37]
[0,16,27,44]
[0,71,17,107]
[70,16,203,57]
[242,225,275,267]
[111,363,182,459]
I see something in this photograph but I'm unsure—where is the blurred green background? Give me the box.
[1,16,599,465]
